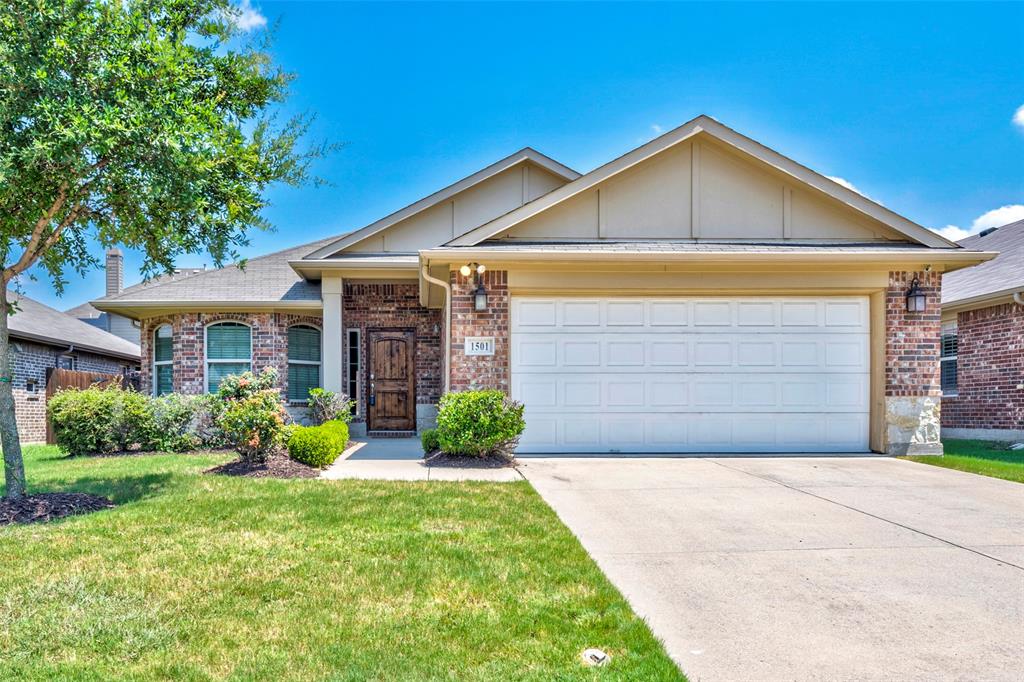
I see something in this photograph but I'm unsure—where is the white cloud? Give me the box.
[1013,104,1024,130]
[233,0,267,31]
[826,175,882,204]
[651,124,663,134]
[932,204,1024,242]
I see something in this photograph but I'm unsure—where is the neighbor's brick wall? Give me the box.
[885,270,942,397]
[449,269,509,393]
[343,281,443,422]
[139,312,323,399]
[10,340,134,443]
[942,302,1024,431]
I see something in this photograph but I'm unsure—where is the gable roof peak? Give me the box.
[448,115,958,250]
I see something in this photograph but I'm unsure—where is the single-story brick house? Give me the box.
[940,219,1023,441]
[92,116,994,455]
[9,293,141,443]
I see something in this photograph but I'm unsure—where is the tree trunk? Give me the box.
[0,282,27,499]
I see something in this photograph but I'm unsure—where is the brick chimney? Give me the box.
[105,248,124,296]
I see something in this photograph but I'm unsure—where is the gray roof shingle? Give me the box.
[10,293,140,360]
[94,236,338,304]
[943,220,1024,304]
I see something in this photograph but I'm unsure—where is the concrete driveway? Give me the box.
[520,456,1024,681]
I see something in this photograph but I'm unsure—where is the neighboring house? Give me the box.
[940,219,1024,441]
[66,249,140,345]
[92,116,994,455]
[9,293,141,443]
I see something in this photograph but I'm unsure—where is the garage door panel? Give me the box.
[511,298,869,334]
[512,296,870,453]
[512,333,868,373]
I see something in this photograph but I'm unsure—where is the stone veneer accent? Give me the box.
[139,312,323,399]
[885,270,943,455]
[11,340,134,443]
[341,281,443,431]
[449,269,509,393]
[941,302,1024,438]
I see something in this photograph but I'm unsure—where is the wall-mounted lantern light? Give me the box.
[460,263,488,312]
[906,276,926,313]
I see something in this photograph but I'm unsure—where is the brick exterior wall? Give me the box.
[449,269,509,393]
[10,340,134,443]
[139,312,323,399]
[342,281,444,423]
[885,270,942,397]
[941,302,1024,432]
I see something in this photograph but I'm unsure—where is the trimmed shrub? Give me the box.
[191,393,228,448]
[287,420,349,468]
[420,428,440,454]
[48,386,121,456]
[113,389,156,451]
[306,388,353,425]
[435,390,525,458]
[218,389,287,462]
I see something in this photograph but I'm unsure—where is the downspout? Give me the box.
[421,264,451,394]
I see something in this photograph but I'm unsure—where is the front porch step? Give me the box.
[366,430,417,439]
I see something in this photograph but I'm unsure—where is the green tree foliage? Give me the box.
[0,0,329,497]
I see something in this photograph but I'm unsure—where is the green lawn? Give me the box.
[0,446,683,681]
[904,439,1024,483]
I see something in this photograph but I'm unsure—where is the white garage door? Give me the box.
[511,296,870,454]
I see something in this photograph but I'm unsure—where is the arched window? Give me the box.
[287,324,321,402]
[205,321,251,393]
[153,324,173,396]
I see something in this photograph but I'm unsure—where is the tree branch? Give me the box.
[4,181,70,281]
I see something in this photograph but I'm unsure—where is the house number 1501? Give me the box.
[464,337,495,356]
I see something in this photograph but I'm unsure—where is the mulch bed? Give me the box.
[0,492,115,526]
[423,451,518,469]
[206,452,320,479]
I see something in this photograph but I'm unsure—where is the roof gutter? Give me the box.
[421,248,998,269]
[8,330,140,363]
[420,265,451,394]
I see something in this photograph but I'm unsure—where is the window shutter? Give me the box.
[288,364,320,402]
[154,325,173,362]
[207,322,251,360]
[288,326,321,362]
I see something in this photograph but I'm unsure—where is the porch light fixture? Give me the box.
[460,262,488,312]
[906,276,926,313]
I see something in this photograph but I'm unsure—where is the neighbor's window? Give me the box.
[941,321,958,395]
[153,324,173,396]
[346,328,361,416]
[287,325,321,402]
[205,321,252,393]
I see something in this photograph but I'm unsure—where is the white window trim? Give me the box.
[941,320,958,397]
[287,323,322,404]
[204,321,253,394]
[346,328,361,417]
[153,324,173,396]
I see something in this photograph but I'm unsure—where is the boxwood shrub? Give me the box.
[435,390,525,458]
[420,428,440,454]
[287,419,349,468]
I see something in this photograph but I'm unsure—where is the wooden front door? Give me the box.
[367,330,415,431]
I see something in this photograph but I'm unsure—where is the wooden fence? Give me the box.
[44,368,128,444]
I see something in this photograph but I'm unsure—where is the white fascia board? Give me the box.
[303,149,580,260]
[449,115,958,249]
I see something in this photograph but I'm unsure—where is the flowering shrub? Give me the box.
[216,367,279,402]
[306,388,353,425]
[218,389,287,462]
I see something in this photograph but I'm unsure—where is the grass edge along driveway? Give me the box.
[0,445,684,681]
[903,438,1023,483]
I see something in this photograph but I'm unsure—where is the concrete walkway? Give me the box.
[520,456,1024,681]
[321,438,521,482]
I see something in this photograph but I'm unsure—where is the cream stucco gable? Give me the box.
[450,116,957,248]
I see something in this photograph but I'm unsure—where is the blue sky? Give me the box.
[25,1,1024,310]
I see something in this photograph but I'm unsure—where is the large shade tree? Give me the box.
[0,0,328,499]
